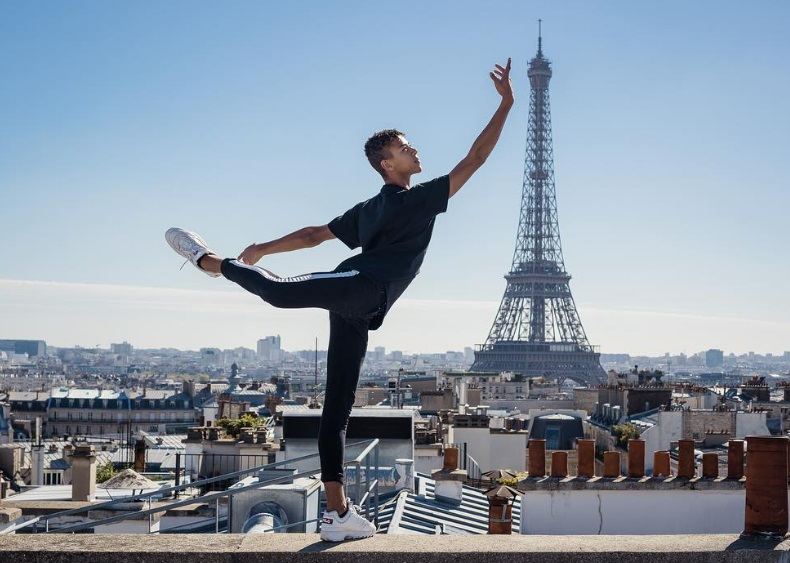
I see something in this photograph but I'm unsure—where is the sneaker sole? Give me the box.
[319,530,375,542]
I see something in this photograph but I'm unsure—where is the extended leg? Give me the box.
[220,258,383,314]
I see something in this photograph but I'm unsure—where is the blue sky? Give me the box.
[1,1,788,356]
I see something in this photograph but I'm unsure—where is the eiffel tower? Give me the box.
[471,29,605,386]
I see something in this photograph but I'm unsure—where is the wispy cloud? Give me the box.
[1,279,787,355]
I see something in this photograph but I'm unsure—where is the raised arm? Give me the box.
[449,58,514,198]
[237,225,336,265]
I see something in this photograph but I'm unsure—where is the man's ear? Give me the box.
[381,158,393,173]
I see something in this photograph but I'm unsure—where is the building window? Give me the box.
[545,425,561,450]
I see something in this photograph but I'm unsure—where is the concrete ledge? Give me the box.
[0,534,789,563]
[518,476,747,491]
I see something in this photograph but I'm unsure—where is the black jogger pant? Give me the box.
[220,258,387,484]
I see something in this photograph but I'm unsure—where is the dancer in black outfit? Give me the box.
[166,57,513,541]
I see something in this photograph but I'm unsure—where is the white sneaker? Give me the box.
[165,228,221,278]
[319,503,376,542]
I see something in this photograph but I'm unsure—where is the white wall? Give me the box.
[449,426,527,473]
[448,427,490,470]
[520,489,746,535]
[640,411,683,474]
[735,412,769,437]
[489,432,527,473]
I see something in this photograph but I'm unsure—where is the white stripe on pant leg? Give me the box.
[230,260,360,283]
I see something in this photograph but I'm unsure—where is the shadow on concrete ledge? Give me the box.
[1,534,790,563]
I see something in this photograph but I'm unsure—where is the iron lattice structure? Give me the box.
[471,35,605,386]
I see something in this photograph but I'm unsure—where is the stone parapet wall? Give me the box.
[0,534,788,563]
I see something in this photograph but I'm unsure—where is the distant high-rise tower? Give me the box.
[471,28,605,385]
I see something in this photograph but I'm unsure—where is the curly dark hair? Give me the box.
[364,129,404,179]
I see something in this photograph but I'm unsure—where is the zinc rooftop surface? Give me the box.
[377,473,521,535]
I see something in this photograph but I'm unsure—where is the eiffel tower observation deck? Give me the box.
[471,29,605,386]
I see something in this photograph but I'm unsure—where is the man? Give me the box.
[165,57,513,541]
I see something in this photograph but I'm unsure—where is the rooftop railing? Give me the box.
[1,438,381,535]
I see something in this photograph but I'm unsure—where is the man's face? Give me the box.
[383,135,421,176]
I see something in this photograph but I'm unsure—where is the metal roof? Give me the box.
[49,389,124,400]
[377,473,521,535]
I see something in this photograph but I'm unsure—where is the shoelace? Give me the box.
[179,259,190,271]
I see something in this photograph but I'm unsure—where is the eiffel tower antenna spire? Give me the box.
[471,30,605,386]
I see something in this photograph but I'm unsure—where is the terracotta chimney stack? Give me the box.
[528,439,546,478]
[742,436,789,537]
[727,439,745,479]
[627,439,645,478]
[550,452,568,478]
[577,439,595,478]
[603,451,620,478]
[485,485,522,535]
[677,439,696,479]
[702,453,719,479]
[653,451,671,478]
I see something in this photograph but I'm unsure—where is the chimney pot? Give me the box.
[627,439,646,478]
[677,439,696,479]
[71,445,97,502]
[443,447,459,471]
[577,439,596,478]
[487,496,514,534]
[550,451,568,478]
[702,452,719,478]
[528,439,546,478]
[743,436,789,537]
[653,451,671,478]
[603,451,620,478]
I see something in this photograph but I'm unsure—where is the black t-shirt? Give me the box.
[328,175,450,282]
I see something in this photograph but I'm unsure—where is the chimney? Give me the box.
[431,447,466,505]
[742,436,789,537]
[183,379,196,398]
[71,444,97,502]
[577,439,596,478]
[134,437,147,472]
[677,439,696,479]
[395,458,415,492]
[62,443,74,465]
[31,444,45,487]
[485,485,523,534]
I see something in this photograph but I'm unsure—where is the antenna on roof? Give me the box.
[537,18,543,57]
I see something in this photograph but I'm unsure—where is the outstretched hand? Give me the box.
[490,58,514,102]
[237,243,264,265]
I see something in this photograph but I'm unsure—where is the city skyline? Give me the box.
[2,2,788,357]
[2,278,788,358]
